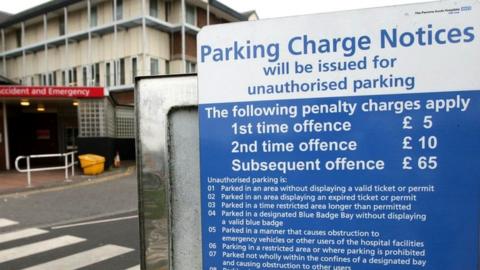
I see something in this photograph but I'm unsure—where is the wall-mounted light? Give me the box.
[37,104,45,112]
[20,99,30,106]
[73,100,79,106]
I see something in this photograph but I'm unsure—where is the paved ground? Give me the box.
[0,164,142,269]
[0,161,134,195]
[0,169,71,192]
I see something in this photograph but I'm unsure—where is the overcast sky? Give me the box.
[220,0,432,18]
[3,0,433,17]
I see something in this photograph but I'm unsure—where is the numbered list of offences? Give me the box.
[199,92,480,270]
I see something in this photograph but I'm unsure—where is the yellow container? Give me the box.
[78,154,106,175]
[82,163,105,175]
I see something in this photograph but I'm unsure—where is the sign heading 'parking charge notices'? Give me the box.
[198,1,480,269]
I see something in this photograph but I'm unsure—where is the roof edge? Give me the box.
[0,0,82,28]
[209,0,249,21]
[0,0,253,28]
[0,74,17,85]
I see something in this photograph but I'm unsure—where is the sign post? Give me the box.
[198,1,480,270]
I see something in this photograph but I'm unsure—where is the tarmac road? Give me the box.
[0,169,141,269]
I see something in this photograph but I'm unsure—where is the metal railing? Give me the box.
[15,151,77,187]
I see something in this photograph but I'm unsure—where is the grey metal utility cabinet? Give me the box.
[136,74,201,270]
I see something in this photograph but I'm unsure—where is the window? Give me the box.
[106,62,111,87]
[150,58,159,75]
[119,58,125,85]
[65,127,79,151]
[132,57,137,83]
[78,100,107,137]
[165,60,170,75]
[63,70,76,86]
[83,66,88,86]
[115,0,123,20]
[16,30,22,47]
[186,61,196,73]
[59,15,65,36]
[186,4,196,25]
[113,62,117,86]
[47,72,57,86]
[165,2,171,22]
[91,63,100,86]
[115,107,135,138]
[82,65,99,86]
[91,5,98,27]
[69,68,77,86]
[114,58,125,85]
[150,0,158,17]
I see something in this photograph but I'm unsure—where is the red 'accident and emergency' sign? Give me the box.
[0,86,104,98]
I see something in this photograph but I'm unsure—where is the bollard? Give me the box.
[64,154,70,182]
[26,157,31,187]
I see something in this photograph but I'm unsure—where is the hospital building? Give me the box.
[0,0,256,170]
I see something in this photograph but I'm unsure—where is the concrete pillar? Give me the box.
[1,29,5,76]
[181,0,186,73]
[87,0,92,86]
[64,7,70,84]
[142,0,147,76]
[2,101,9,170]
[43,14,48,85]
[21,22,26,83]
